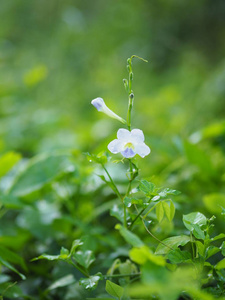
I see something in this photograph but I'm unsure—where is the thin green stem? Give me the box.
[69,260,90,277]
[102,165,123,202]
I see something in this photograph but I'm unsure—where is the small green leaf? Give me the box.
[183,212,207,231]
[155,235,191,255]
[163,200,175,222]
[115,224,144,247]
[156,201,164,222]
[79,273,102,291]
[159,188,181,197]
[73,250,95,269]
[69,239,83,256]
[105,280,124,299]
[138,180,155,196]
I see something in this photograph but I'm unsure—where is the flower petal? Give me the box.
[108,139,123,154]
[131,129,145,143]
[121,147,136,158]
[134,143,151,158]
[117,128,131,141]
[91,97,105,112]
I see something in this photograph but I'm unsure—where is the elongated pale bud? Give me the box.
[91,97,126,124]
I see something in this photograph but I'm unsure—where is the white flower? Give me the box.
[91,97,126,124]
[108,128,150,158]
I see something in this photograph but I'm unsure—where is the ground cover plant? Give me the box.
[0,53,225,299]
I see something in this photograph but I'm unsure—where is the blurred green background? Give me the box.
[1,0,225,191]
[0,1,225,298]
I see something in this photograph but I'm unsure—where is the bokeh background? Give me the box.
[0,0,225,298]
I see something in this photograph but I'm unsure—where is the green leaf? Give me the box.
[167,249,192,264]
[105,280,124,299]
[183,212,207,231]
[159,188,181,197]
[138,180,155,196]
[203,194,225,214]
[73,250,95,269]
[0,246,27,280]
[69,239,83,256]
[0,152,21,178]
[79,273,102,291]
[31,247,70,262]
[156,201,164,222]
[192,224,205,240]
[123,197,145,208]
[85,152,108,165]
[129,246,166,266]
[163,200,175,222]
[115,224,144,247]
[215,258,225,270]
[46,274,75,291]
[206,246,220,259]
[9,153,75,197]
[155,235,191,255]
[211,233,225,241]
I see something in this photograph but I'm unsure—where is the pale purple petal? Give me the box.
[108,139,123,154]
[117,128,131,141]
[131,129,145,143]
[91,97,105,111]
[121,147,136,158]
[134,143,150,158]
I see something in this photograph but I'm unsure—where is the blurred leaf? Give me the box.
[206,246,220,259]
[211,233,225,241]
[203,194,225,214]
[46,274,75,291]
[155,235,190,255]
[110,205,124,223]
[184,140,214,175]
[221,242,225,256]
[31,246,70,262]
[156,201,164,222]
[215,258,225,270]
[105,280,124,299]
[192,224,205,240]
[129,246,166,266]
[23,64,48,87]
[0,152,21,178]
[0,282,24,299]
[115,224,144,247]
[183,212,207,231]
[195,241,205,257]
[79,273,102,291]
[123,196,145,208]
[9,153,75,197]
[167,249,192,264]
[73,250,95,269]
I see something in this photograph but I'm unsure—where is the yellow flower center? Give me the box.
[125,142,134,149]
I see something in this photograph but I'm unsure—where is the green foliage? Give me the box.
[1,3,225,297]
